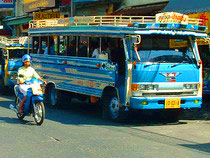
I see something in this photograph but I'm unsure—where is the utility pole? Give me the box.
[70,0,74,17]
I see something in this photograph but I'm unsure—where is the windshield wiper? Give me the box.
[171,61,189,67]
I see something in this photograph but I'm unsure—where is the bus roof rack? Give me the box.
[0,36,19,46]
[29,12,204,30]
[0,36,30,47]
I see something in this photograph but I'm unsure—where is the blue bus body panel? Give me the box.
[130,97,202,110]
[8,59,22,71]
[31,55,117,97]
[5,59,22,86]
[132,63,199,83]
[131,63,201,109]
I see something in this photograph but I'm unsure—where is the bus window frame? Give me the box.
[30,34,127,60]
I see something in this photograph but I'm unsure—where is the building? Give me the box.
[163,0,210,68]
[2,0,122,36]
[114,0,169,16]
[0,0,14,36]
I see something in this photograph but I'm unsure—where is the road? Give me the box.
[0,94,210,158]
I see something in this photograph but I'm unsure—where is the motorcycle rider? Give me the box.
[17,54,46,114]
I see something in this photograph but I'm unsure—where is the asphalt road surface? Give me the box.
[0,94,210,158]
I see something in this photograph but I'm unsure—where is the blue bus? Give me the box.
[0,44,28,93]
[28,13,207,122]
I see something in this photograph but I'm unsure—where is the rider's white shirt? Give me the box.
[17,66,40,84]
[17,66,40,96]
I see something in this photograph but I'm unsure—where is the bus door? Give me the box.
[124,35,141,106]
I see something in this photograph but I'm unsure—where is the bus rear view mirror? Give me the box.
[126,35,141,45]
[134,35,141,45]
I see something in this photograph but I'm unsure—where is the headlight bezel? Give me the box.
[132,84,158,91]
[183,83,198,90]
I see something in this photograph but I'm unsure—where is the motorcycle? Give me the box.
[10,77,45,125]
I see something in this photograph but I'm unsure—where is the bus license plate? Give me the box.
[165,99,181,109]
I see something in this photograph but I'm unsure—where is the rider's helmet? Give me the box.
[22,54,31,62]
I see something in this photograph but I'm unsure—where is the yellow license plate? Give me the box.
[165,99,181,109]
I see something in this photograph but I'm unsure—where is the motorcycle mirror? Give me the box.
[19,74,24,78]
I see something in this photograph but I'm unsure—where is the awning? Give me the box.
[163,0,210,14]
[3,16,32,26]
[114,2,167,15]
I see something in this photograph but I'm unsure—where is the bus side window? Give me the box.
[78,38,88,57]
[91,41,99,58]
[91,37,110,59]
[44,37,55,55]
[66,40,76,56]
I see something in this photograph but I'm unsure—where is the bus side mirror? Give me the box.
[198,60,202,68]
[126,35,141,44]
[134,35,141,45]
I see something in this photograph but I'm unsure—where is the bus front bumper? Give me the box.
[130,96,202,110]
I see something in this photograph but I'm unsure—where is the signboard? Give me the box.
[169,39,188,48]
[33,12,60,20]
[61,0,98,5]
[196,38,210,46]
[124,0,168,7]
[24,0,55,12]
[156,12,189,24]
[0,0,14,8]
[62,0,71,5]
[188,12,210,34]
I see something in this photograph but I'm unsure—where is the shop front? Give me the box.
[3,15,32,36]
[113,0,169,16]
[163,0,210,94]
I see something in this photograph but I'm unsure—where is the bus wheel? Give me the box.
[102,91,127,122]
[46,84,62,108]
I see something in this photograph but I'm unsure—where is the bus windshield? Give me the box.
[132,35,196,64]
[9,49,27,59]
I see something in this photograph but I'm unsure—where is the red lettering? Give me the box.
[199,13,208,26]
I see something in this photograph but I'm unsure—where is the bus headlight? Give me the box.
[139,84,146,90]
[183,84,198,89]
[139,84,158,90]
[132,84,158,91]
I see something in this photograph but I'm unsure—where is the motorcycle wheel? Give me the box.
[33,101,45,126]
[15,97,25,120]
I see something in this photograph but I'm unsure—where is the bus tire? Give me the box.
[102,91,127,122]
[45,84,62,108]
